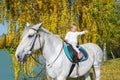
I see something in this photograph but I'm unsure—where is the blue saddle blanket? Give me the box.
[64,43,88,62]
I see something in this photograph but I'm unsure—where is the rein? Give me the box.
[47,41,64,67]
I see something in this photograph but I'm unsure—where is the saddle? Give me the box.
[64,42,88,77]
[64,42,88,63]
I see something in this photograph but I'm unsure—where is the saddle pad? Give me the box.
[64,43,73,62]
[64,43,87,62]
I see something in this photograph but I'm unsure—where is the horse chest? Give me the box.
[46,65,58,78]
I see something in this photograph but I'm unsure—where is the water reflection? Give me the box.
[0,50,45,80]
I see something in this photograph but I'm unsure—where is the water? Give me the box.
[0,50,45,80]
[0,50,14,80]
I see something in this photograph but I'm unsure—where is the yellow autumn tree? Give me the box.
[0,0,120,79]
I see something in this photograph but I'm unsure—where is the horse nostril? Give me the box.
[17,55,19,59]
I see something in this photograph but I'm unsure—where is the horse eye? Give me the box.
[28,34,34,38]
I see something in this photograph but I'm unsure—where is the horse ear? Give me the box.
[26,22,30,27]
[33,22,43,30]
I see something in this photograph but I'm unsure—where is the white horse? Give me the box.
[15,23,103,80]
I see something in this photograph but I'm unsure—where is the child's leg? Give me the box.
[72,45,82,59]
[72,45,80,53]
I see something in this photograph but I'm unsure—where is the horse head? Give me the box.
[15,22,44,62]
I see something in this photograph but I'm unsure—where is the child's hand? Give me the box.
[84,30,89,33]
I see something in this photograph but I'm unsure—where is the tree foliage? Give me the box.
[0,0,120,56]
[0,0,120,79]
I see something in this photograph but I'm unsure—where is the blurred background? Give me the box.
[0,0,120,80]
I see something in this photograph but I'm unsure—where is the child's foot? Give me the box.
[77,53,82,59]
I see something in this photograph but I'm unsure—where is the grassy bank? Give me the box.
[68,58,120,80]
[101,58,120,80]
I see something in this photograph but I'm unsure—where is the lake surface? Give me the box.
[0,50,45,80]
[0,50,14,80]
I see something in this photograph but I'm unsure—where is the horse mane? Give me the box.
[40,28,53,35]
[40,28,61,39]
[22,25,60,39]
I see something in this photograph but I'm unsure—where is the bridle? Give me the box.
[29,28,41,52]
[25,28,44,78]
[25,27,64,78]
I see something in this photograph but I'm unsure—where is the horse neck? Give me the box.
[41,32,63,63]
